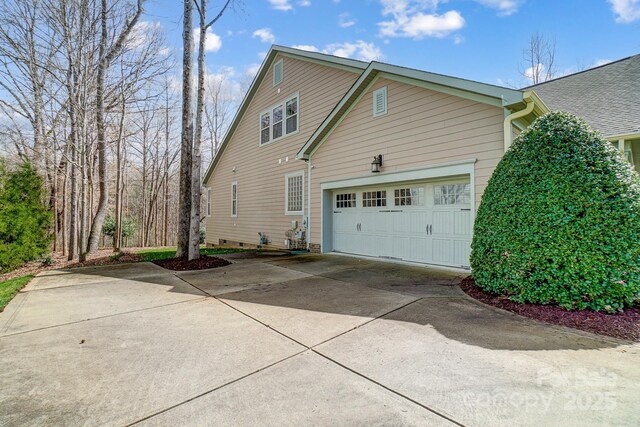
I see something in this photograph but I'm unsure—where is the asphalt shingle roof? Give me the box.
[528,54,640,138]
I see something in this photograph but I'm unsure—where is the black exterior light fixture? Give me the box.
[371,154,383,173]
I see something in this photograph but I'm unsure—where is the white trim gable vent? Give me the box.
[273,59,284,86]
[372,86,388,117]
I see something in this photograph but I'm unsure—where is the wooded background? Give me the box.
[0,0,239,260]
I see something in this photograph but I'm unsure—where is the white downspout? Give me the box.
[306,157,312,251]
[503,95,535,152]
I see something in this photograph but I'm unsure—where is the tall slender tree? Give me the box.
[176,0,195,258]
[188,0,232,260]
[86,0,144,256]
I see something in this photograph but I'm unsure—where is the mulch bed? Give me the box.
[459,276,640,342]
[152,255,231,271]
[0,249,147,282]
[66,252,144,268]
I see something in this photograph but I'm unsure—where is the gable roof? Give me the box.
[202,46,367,184]
[528,54,640,138]
[297,61,533,160]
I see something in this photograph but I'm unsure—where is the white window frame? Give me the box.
[231,181,238,217]
[285,170,304,215]
[372,86,388,117]
[273,59,283,86]
[259,92,299,146]
[434,183,471,206]
[206,188,212,217]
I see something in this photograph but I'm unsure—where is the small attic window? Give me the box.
[372,86,387,117]
[273,59,283,86]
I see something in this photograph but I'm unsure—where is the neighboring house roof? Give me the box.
[202,46,367,184]
[297,61,539,160]
[528,54,640,138]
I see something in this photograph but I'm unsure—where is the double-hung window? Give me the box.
[259,94,299,145]
[285,171,304,215]
[231,182,237,217]
[206,188,212,217]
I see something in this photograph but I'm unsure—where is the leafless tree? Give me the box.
[186,0,233,260]
[0,0,236,263]
[203,73,233,163]
[519,32,557,85]
[86,0,144,258]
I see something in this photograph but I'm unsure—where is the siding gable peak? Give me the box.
[202,45,367,184]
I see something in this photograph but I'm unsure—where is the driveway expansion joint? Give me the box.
[174,270,460,425]
[0,296,208,339]
[311,349,465,426]
[125,348,309,426]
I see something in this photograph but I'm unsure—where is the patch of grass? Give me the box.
[0,275,33,312]
[136,247,251,262]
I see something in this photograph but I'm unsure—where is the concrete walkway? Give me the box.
[1,253,638,426]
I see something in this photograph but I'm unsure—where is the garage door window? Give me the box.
[394,187,424,206]
[362,190,386,207]
[336,193,356,208]
[434,184,470,205]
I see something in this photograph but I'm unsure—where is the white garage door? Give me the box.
[332,179,472,268]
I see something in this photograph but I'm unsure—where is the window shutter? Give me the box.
[372,86,387,117]
[273,60,283,86]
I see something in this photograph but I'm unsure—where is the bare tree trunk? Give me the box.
[114,90,126,252]
[68,142,78,260]
[189,1,207,260]
[188,0,233,260]
[176,0,195,258]
[87,0,144,255]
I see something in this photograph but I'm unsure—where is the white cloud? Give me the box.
[524,63,544,82]
[245,63,261,79]
[258,51,268,60]
[378,1,465,39]
[268,0,293,11]
[380,11,465,39]
[324,41,383,61]
[291,41,382,61]
[252,28,276,44]
[193,27,222,53]
[453,34,464,44]
[338,12,356,28]
[292,44,320,52]
[299,0,311,6]
[473,0,522,16]
[607,0,640,22]
[593,58,613,67]
[128,21,162,50]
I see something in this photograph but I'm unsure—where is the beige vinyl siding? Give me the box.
[205,55,359,247]
[309,77,505,244]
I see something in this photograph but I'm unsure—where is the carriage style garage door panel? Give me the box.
[332,179,472,268]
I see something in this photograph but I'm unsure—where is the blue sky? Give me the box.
[147,0,638,89]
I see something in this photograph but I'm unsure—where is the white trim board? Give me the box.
[320,159,477,191]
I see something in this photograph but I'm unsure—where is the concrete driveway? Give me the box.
[1,253,638,426]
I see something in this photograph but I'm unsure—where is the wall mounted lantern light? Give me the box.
[371,154,383,173]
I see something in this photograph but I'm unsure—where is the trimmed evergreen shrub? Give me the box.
[470,111,640,312]
[0,162,53,272]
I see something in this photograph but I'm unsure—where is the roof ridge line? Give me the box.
[524,53,640,89]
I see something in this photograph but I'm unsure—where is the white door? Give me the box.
[331,180,472,268]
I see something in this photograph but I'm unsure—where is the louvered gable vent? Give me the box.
[273,59,283,86]
[372,86,387,117]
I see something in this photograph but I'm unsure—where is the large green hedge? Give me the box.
[0,162,52,272]
[470,111,640,312]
